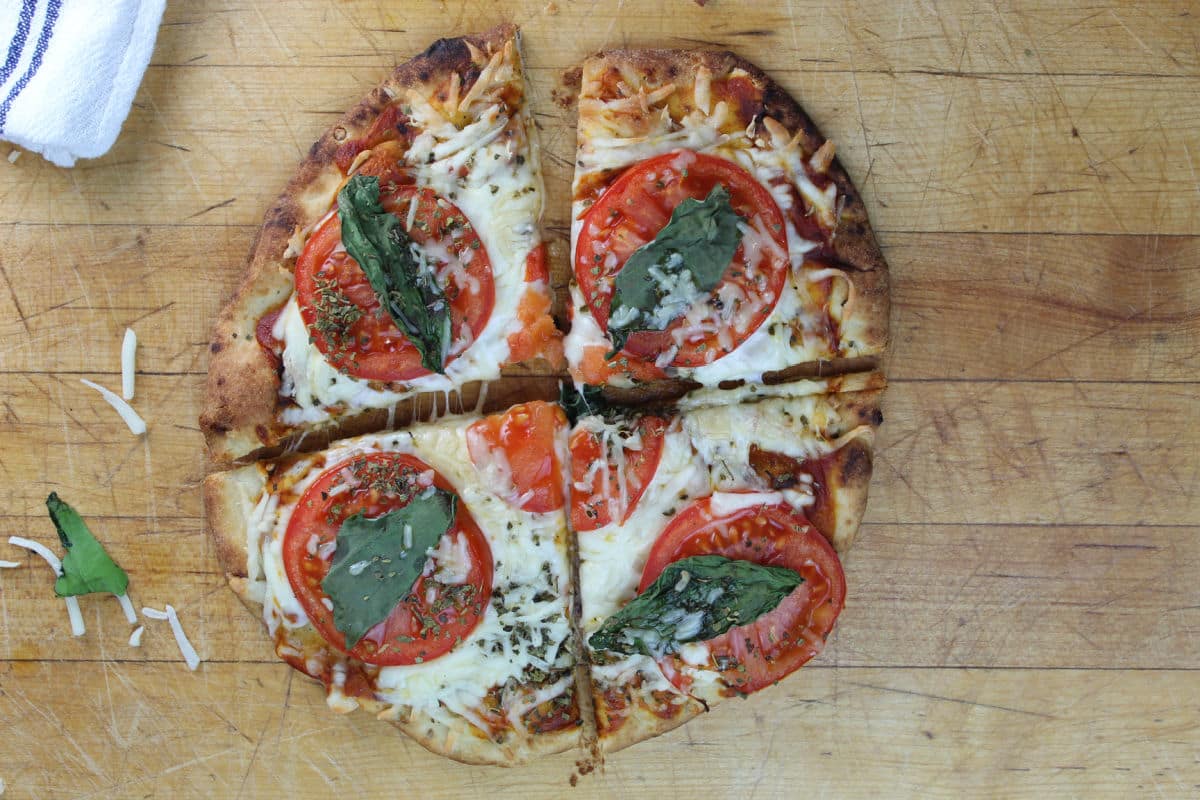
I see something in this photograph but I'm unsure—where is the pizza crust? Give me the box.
[201,24,555,465]
[593,690,706,755]
[810,391,882,552]
[203,466,262,582]
[395,704,583,767]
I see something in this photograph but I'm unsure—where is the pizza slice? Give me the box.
[204,401,583,765]
[570,374,883,752]
[566,48,888,396]
[201,25,562,463]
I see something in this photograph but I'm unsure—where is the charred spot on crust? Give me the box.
[840,441,872,483]
[262,201,298,234]
[421,34,470,68]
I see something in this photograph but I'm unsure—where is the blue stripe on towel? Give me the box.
[0,0,38,93]
[0,0,62,132]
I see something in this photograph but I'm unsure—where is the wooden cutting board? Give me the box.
[0,1,1197,797]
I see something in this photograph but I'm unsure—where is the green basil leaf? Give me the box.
[606,185,744,354]
[321,488,458,648]
[337,175,451,373]
[589,554,801,657]
[47,493,130,598]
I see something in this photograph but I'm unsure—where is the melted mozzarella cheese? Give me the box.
[675,376,837,410]
[277,94,544,424]
[682,395,872,490]
[708,490,785,517]
[427,531,472,585]
[255,417,574,734]
[563,285,627,385]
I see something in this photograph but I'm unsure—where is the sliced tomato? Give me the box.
[282,452,492,666]
[295,182,495,382]
[569,415,667,531]
[524,241,549,282]
[571,342,668,386]
[575,150,789,368]
[467,401,567,513]
[639,494,845,696]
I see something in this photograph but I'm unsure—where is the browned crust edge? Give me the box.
[817,388,883,552]
[395,707,584,767]
[200,24,528,465]
[202,467,261,583]
[594,691,707,755]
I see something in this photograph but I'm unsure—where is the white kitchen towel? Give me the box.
[0,0,166,167]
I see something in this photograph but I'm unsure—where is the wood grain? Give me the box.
[0,1,1196,797]
[0,70,1198,234]
[1,662,1196,799]
[150,0,1200,76]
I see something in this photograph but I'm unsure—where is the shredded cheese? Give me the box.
[128,626,145,647]
[0,560,20,568]
[8,536,85,636]
[121,328,137,401]
[142,605,200,670]
[80,379,146,435]
[115,593,137,624]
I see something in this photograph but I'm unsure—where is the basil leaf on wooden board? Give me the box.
[589,554,801,657]
[47,493,130,598]
[337,175,451,373]
[606,185,745,354]
[321,489,457,648]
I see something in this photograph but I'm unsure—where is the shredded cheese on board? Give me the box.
[80,379,146,435]
[121,328,137,401]
[142,605,200,670]
[8,536,85,636]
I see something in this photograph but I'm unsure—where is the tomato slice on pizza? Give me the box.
[569,414,668,531]
[295,183,496,383]
[574,151,790,370]
[467,401,568,513]
[635,495,845,697]
[282,452,492,666]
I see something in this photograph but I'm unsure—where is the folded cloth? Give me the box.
[0,0,166,167]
